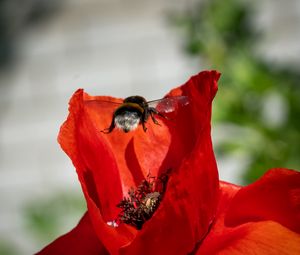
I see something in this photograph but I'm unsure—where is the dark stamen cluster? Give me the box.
[117,172,169,230]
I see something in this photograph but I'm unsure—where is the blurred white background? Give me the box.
[0,0,299,254]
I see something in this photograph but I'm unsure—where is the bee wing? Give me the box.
[84,98,122,106]
[84,98,123,116]
[148,95,189,113]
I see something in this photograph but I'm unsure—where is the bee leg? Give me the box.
[141,109,149,132]
[142,121,147,132]
[150,111,161,126]
[149,107,170,125]
[101,117,115,134]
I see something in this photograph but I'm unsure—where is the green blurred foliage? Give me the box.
[24,192,85,245]
[172,0,300,183]
[0,240,18,255]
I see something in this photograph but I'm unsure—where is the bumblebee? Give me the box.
[101,95,189,133]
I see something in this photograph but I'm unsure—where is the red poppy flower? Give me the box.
[36,71,300,255]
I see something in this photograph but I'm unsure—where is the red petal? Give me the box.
[58,90,136,254]
[198,221,300,254]
[119,71,221,254]
[225,168,300,233]
[58,90,123,221]
[197,180,300,254]
[36,212,109,255]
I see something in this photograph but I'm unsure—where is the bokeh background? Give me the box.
[0,0,299,254]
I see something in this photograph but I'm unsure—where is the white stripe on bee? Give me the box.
[115,112,140,132]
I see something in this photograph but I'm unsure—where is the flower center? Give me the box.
[116,172,169,230]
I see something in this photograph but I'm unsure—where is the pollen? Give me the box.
[116,172,169,230]
[107,220,118,228]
